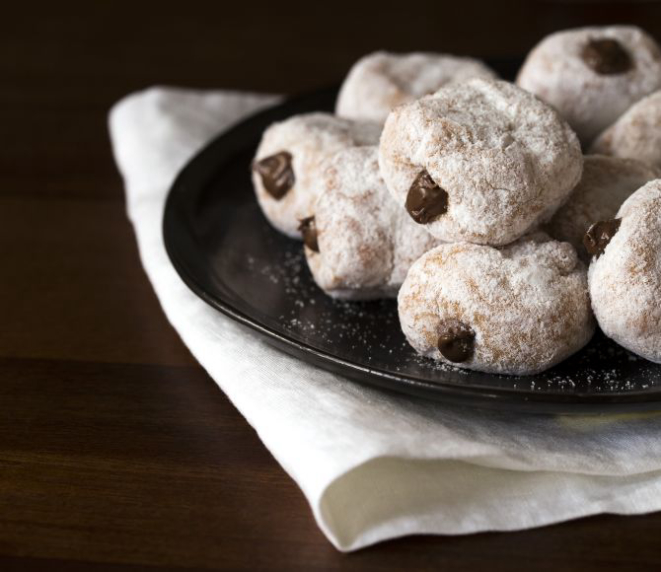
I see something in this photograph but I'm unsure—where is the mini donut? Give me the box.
[398,233,595,375]
[587,180,661,363]
[590,91,661,169]
[303,146,441,300]
[252,113,380,238]
[378,78,582,246]
[517,26,661,144]
[546,155,659,259]
[336,51,497,124]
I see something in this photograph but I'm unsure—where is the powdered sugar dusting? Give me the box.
[253,113,381,238]
[378,78,583,245]
[398,233,596,376]
[546,155,659,259]
[591,91,661,169]
[589,180,661,363]
[517,25,661,143]
[304,146,441,300]
[336,51,497,124]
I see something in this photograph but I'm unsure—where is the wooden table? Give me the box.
[3,2,661,569]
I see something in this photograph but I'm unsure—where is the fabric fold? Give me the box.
[109,86,661,552]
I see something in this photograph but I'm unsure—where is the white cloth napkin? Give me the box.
[109,86,661,552]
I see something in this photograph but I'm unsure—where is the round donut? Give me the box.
[303,146,441,300]
[546,155,659,259]
[378,78,583,246]
[336,51,497,124]
[590,90,661,169]
[588,180,661,363]
[517,26,661,144]
[398,232,595,375]
[252,113,380,238]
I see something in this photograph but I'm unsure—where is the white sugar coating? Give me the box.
[305,147,442,300]
[589,180,661,363]
[252,113,381,238]
[336,51,497,124]
[398,232,595,375]
[590,91,661,169]
[517,26,661,144]
[545,155,659,259]
[378,78,583,246]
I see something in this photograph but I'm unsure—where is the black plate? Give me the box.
[163,60,661,414]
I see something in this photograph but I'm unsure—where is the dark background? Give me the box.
[3,1,661,570]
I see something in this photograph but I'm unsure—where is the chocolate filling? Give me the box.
[583,218,621,258]
[581,38,633,75]
[405,170,449,224]
[438,322,475,363]
[298,216,319,252]
[253,151,295,200]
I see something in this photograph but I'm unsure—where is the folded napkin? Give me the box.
[109,86,661,552]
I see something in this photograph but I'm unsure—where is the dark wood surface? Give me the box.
[4,1,661,569]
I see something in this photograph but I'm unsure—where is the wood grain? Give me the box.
[3,0,661,569]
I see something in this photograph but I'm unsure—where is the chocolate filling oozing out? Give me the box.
[437,322,475,363]
[254,151,295,200]
[581,38,633,75]
[583,218,622,258]
[405,170,449,224]
[298,216,319,252]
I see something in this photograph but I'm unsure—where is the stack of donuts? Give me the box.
[251,26,661,376]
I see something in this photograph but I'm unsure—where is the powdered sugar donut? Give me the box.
[546,155,659,259]
[303,146,441,300]
[378,78,582,246]
[336,51,497,124]
[590,91,661,169]
[398,233,595,375]
[588,180,661,363]
[252,113,380,238]
[517,26,661,144]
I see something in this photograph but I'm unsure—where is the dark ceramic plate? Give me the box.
[163,59,661,414]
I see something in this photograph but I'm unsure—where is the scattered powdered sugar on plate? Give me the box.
[223,207,661,397]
